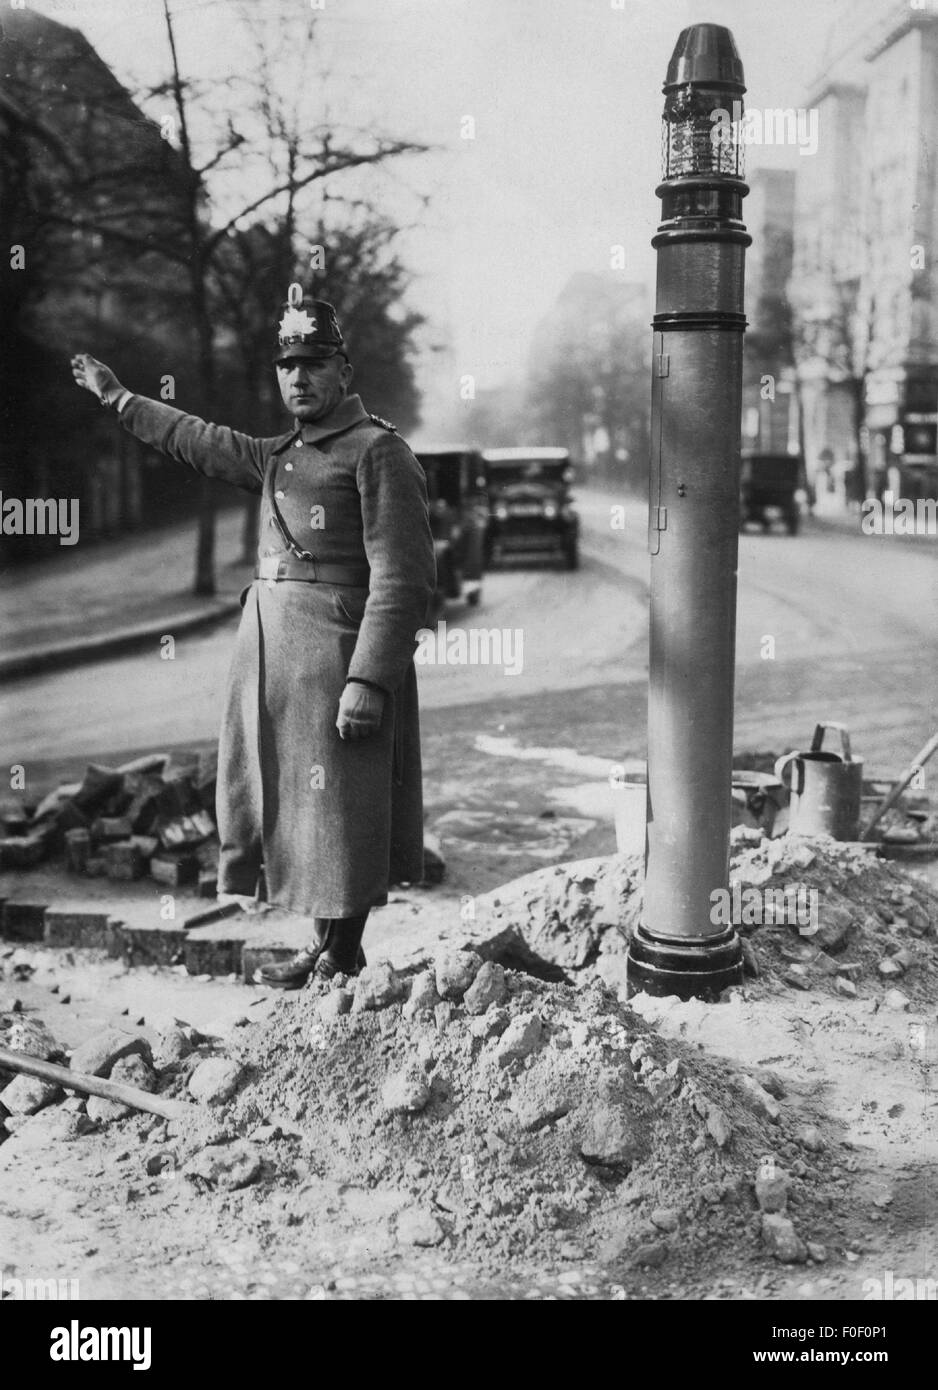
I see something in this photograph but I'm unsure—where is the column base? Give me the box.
[626,923,743,1001]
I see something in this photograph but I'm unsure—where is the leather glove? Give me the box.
[336,681,385,741]
[70,353,126,407]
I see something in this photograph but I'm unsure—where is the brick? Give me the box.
[131,835,159,858]
[91,816,133,841]
[48,801,90,851]
[64,826,91,873]
[44,904,116,949]
[155,811,215,850]
[198,870,218,899]
[2,811,29,836]
[104,840,147,881]
[123,775,166,833]
[0,833,48,868]
[161,751,201,780]
[1,899,49,943]
[118,922,187,968]
[150,854,200,887]
[72,764,123,813]
[31,782,81,821]
[115,752,169,776]
[154,778,197,818]
[195,838,219,870]
[184,934,244,977]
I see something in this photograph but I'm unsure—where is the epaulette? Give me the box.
[368,413,399,435]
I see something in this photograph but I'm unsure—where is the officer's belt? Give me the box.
[255,554,370,585]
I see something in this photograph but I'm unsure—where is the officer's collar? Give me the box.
[293,393,369,446]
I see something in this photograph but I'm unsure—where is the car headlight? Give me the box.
[495,504,509,521]
[542,502,558,519]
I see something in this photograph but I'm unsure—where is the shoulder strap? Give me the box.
[263,458,317,562]
[263,416,376,561]
[369,413,399,435]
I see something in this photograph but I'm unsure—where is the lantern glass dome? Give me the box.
[662,85,745,180]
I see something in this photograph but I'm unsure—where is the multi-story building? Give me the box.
[742,169,799,458]
[790,0,938,500]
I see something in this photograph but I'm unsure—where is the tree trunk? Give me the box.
[191,261,217,596]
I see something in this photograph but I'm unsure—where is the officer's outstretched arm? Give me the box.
[70,352,265,494]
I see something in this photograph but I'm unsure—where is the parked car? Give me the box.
[740,452,809,535]
[482,447,580,568]
[413,445,487,614]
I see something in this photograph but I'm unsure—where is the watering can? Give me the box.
[774,723,863,841]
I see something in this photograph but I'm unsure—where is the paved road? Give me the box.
[2,491,936,781]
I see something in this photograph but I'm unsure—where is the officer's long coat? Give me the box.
[120,392,436,918]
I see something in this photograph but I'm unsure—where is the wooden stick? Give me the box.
[0,1046,199,1122]
[861,730,938,841]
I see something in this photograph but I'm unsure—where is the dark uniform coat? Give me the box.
[119,392,436,917]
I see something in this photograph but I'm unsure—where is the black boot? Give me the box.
[258,919,330,990]
[314,913,368,981]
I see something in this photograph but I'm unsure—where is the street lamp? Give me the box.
[626,24,751,1001]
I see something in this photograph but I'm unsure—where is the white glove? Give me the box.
[336,682,385,740]
[70,352,126,407]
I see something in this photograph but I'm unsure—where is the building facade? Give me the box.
[742,169,799,459]
[790,0,938,500]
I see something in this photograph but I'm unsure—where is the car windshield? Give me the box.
[488,461,565,486]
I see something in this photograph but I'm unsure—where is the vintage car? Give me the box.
[412,445,487,614]
[740,451,809,535]
[481,447,580,568]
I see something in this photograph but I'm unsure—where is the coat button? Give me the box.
[285,462,294,471]
[275,490,285,499]
[268,517,277,528]
[294,439,303,448]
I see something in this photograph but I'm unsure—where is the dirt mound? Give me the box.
[151,953,845,1277]
[467,834,937,1006]
[729,832,936,1006]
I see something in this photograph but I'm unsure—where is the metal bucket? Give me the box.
[611,768,647,856]
[774,723,863,841]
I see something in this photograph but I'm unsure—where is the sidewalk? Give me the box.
[0,508,252,681]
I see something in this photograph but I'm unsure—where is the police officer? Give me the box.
[71,296,436,986]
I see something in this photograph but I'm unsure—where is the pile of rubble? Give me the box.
[0,948,844,1277]
[0,753,220,894]
[463,832,936,1008]
[728,830,936,1007]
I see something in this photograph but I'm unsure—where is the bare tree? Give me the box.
[151,0,426,593]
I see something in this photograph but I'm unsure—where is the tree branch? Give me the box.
[201,141,426,259]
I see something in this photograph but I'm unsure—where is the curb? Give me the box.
[0,599,242,684]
